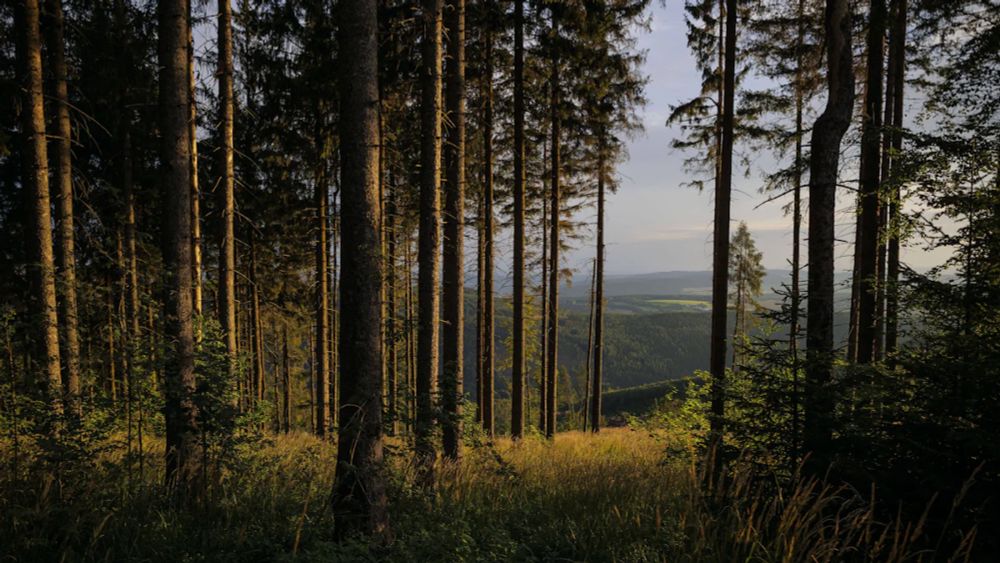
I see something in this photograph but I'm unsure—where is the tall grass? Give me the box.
[0,429,974,561]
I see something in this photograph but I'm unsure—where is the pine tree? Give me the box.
[417,0,443,472]
[510,0,527,439]
[218,0,238,397]
[545,3,562,439]
[17,0,63,421]
[854,0,887,364]
[158,0,201,489]
[333,0,389,537]
[441,0,466,460]
[43,0,80,416]
[708,0,738,466]
[804,0,854,469]
[478,0,496,437]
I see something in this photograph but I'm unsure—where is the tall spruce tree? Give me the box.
[333,0,389,536]
[804,0,854,469]
[158,0,201,489]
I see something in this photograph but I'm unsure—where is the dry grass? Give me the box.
[0,428,974,562]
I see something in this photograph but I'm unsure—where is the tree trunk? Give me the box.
[804,0,854,468]
[282,321,291,433]
[539,186,548,433]
[309,322,315,433]
[590,150,606,432]
[510,0,526,439]
[18,0,63,421]
[481,4,495,438]
[314,160,330,437]
[158,0,201,490]
[218,0,238,396]
[107,287,117,405]
[330,194,339,429]
[442,0,466,460]
[43,0,80,416]
[855,0,886,364]
[386,176,398,435]
[187,0,202,323]
[417,0,443,473]
[123,128,141,470]
[709,0,737,462]
[884,0,906,360]
[875,17,897,362]
[250,231,264,404]
[789,0,806,466]
[332,0,388,536]
[405,239,416,434]
[545,8,561,439]
[269,318,279,432]
[584,258,595,431]
[476,183,485,425]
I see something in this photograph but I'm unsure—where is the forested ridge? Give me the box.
[1,0,998,560]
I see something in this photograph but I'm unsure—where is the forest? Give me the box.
[1,0,998,560]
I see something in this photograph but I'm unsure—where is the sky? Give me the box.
[561,2,953,276]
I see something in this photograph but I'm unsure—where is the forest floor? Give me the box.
[0,427,945,562]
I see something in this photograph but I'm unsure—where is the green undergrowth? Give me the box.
[0,428,973,562]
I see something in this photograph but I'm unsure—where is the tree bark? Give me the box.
[442,0,466,460]
[789,0,806,465]
[476,184,485,424]
[330,194,339,429]
[545,7,561,439]
[187,4,202,323]
[510,0,526,439]
[709,0,737,462]
[875,11,897,362]
[417,0,443,473]
[249,230,264,403]
[480,4,495,438]
[314,158,330,437]
[18,0,63,421]
[805,0,854,468]
[218,0,238,396]
[386,176,399,435]
[405,239,416,434]
[282,321,291,433]
[590,150,606,432]
[333,0,389,537]
[884,0,906,360]
[43,0,80,416]
[539,180,548,433]
[584,257,595,431]
[855,0,886,364]
[122,128,141,468]
[158,0,201,490]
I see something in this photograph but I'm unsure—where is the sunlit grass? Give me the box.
[0,428,972,561]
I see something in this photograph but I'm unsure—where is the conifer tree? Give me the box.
[43,0,80,415]
[333,0,388,537]
[17,0,63,421]
[804,0,854,468]
[417,0,443,470]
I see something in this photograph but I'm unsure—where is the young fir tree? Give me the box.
[728,221,765,370]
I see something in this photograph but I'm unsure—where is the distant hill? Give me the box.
[560,270,854,310]
[457,269,853,406]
